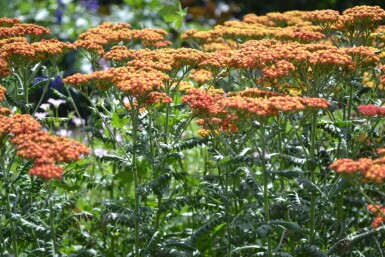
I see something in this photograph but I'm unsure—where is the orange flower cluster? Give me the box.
[367,204,385,228]
[308,48,353,69]
[75,22,170,55]
[259,60,296,82]
[342,5,385,24]
[0,85,89,179]
[0,112,89,179]
[189,69,213,84]
[181,88,224,115]
[305,9,340,24]
[329,156,385,183]
[0,17,21,27]
[358,104,385,116]
[104,46,206,70]
[0,36,75,66]
[63,68,117,90]
[0,57,10,77]
[182,11,320,47]
[113,67,169,97]
[183,88,330,135]
[344,46,380,67]
[0,23,50,38]
[32,39,75,58]
[144,91,173,106]
[233,88,281,98]
[11,130,90,179]
[64,66,170,97]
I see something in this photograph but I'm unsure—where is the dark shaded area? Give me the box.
[181,0,385,23]
[232,0,385,15]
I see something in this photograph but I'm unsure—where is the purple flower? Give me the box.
[80,0,99,12]
[72,117,85,127]
[98,58,111,71]
[50,76,63,88]
[55,0,66,24]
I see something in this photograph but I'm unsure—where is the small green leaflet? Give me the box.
[158,0,188,29]
[111,112,129,129]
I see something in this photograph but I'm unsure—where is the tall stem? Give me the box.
[309,112,317,243]
[260,120,272,257]
[4,151,18,257]
[48,182,58,256]
[131,104,140,257]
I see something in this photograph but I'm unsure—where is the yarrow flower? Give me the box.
[358,104,385,116]
[0,97,90,179]
[367,204,385,228]
[329,156,385,183]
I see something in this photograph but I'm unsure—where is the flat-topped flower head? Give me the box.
[74,39,104,55]
[11,130,90,179]
[64,67,123,91]
[199,50,234,69]
[32,39,75,58]
[342,5,385,24]
[362,164,385,183]
[305,9,340,24]
[344,46,380,68]
[289,31,325,43]
[113,67,169,97]
[300,97,330,109]
[0,17,21,27]
[259,60,296,82]
[0,23,50,39]
[237,88,282,98]
[329,158,361,173]
[189,69,213,84]
[268,96,305,112]
[358,104,385,116]
[104,46,139,62]
[28,164,63,180]
[127,59,172,72]
[367,204,385,228]
[0,38,36,63]
[131,28,169,47]
[7,114,42,134]
[144,91,172,106]
[182,88,225,115]
[309,48,354,71]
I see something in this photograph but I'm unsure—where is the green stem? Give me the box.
[309,112,317,244]
[6,192,18,257]
[4,151,18,257]
[260,120,272,257]
[48,182,58,256]
[154,195,162,232]
[131,103,140,257]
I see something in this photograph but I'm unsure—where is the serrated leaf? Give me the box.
[159,5,179,22]
[296,178,324,196]
[269,170,304,178]
[271,220,305,234]
[256,224,274,237]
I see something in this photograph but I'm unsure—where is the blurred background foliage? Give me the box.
[3,0,385,36]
